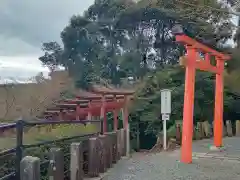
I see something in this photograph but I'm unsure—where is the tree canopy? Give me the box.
[39,0,235,86]
[39,0,240,137]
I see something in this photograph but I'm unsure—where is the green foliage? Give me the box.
[37,0,240,144]
[130,66,240,136]
[0,124,98,179]
[39,0,234,89]
[39,42,63,71]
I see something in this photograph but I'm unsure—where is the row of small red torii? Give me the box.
[44,86,134,133]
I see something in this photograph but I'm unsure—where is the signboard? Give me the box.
[161,89,171,114]
[162,114,170,121]
[161,89,171,151]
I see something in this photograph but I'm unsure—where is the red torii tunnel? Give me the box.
[43,86,134,133]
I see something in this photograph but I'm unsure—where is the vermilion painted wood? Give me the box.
[176,34,230,164]
[113,95,119,131]
[180,47,196,164]
[176,35,230,60]
[43,86,134,137]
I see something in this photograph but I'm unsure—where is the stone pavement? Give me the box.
[102,137,240,180]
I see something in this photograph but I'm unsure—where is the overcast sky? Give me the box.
[0,0,94,82]
[0,1,238,83]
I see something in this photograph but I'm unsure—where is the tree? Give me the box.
[36,0,240,150]
[130,65,239,137]
[39,0,234,89]
[39,42,63,71]
[34,72,46,83]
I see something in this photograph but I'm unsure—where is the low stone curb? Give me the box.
[192,152,240,162]
[209,145,226,152]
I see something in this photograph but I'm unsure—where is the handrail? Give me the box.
[0,119,103,180]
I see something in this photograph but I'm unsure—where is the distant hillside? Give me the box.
[0,71,76,121]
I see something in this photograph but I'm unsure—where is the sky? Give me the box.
[0,0,94,83]
[0,0,238,83]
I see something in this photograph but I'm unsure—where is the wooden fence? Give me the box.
[19,129,127,180]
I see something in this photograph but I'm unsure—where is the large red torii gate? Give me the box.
[176,34,231,163]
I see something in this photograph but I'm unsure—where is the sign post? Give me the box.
[161,89,171,150]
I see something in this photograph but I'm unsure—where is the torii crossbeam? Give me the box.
[176,34,231,164]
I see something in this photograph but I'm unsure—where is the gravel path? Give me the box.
[102,137,240,180]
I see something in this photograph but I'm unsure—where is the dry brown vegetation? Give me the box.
[0,71,76,121]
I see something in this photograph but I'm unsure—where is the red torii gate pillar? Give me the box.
[113,95,119,131]
[87,100,92,124]
[100,95,107,133]
[76,105,81,120]
[176,35,230,164]
[214,57,225,147]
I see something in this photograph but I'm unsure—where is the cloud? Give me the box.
[0,56,50,83]
[1,0,236,82]
[0,0,94,81]
[0,0,94,56]
[0,35,40,56]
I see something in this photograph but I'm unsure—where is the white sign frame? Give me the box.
[161,89,171,150]
[161,89,171,114]
[162,114,170,121]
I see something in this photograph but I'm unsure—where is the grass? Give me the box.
[0,123,99,150]
[0,123,99,179]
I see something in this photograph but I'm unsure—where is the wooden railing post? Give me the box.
[236,120,240,136]
[71,142,84,180]
[99,134,107,173]
[105,132,118,163]
[20,156,40,180]
[88,137,100,177]
[116,130,122,160]
[119,128,126,156]
[108,131,117,164]
[104,133,113,168]
[49,148,64,180]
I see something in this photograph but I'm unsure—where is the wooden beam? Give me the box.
[176,35,230,60]
[179,56,223,74]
